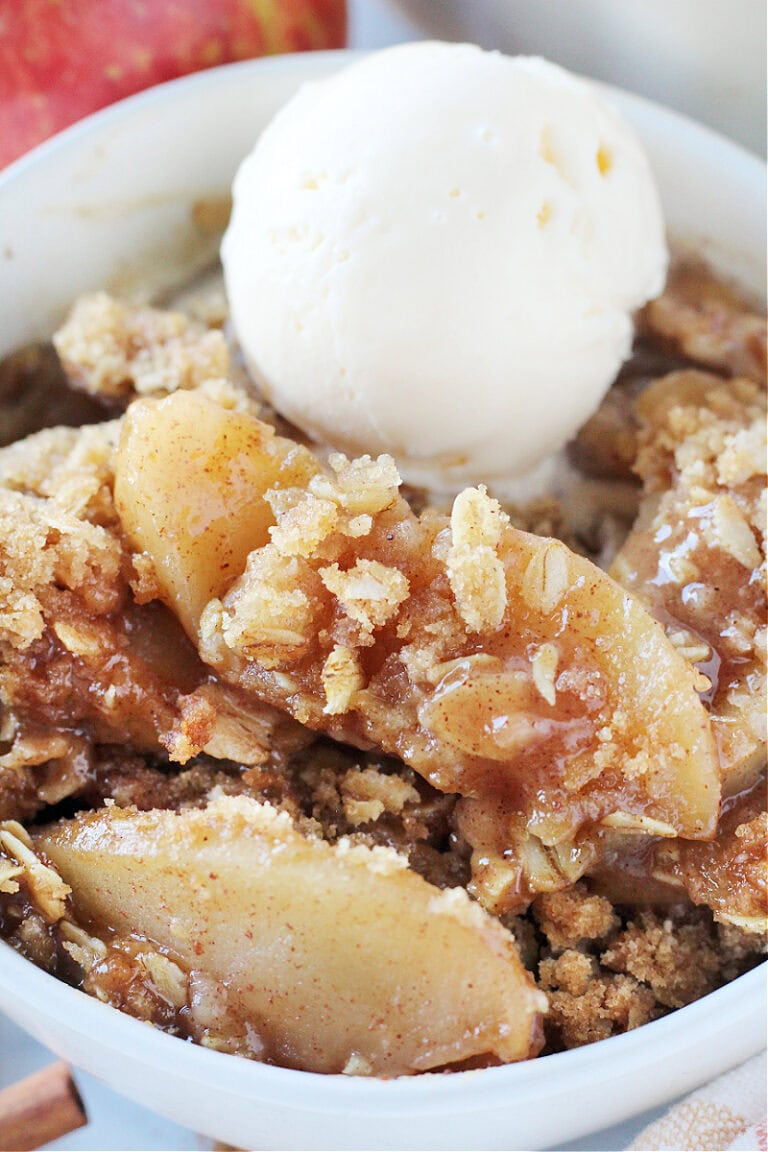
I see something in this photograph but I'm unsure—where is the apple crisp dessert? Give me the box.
[0,262,765,1075]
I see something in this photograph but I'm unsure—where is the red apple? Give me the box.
[0,0,347,168]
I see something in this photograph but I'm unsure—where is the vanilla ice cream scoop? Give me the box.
[222,42,668,489]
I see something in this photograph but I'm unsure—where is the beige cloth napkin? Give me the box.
[628,1052,767,1151]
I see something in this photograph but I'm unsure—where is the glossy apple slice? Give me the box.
[115,392,721,884]
[36,797,545,1075]
[115,393,318,636]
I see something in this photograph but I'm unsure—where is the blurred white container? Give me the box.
[397,0,767,155]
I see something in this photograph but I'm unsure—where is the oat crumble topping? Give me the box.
[0,259,764,1074]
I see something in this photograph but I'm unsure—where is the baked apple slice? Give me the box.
[114,394,721,893]
[115,392,318,636]
[611,371,766,796]
[35,796,545,1074]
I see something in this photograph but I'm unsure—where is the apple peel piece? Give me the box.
[35,796,545,1075]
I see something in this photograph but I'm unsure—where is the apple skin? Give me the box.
[0,0,347,168]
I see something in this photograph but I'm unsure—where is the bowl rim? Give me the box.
[0,46,765,194]
[0,46,765,1120]
[1,940,764,1112]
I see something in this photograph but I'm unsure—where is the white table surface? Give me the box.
[0,2,684,1148]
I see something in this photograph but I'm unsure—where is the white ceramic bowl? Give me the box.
[0,51,765,1152]
[395,0,768,156]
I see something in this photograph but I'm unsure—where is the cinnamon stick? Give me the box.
[0,1062,87,1151]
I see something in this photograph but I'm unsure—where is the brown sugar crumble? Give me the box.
[0,259,765,1074]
